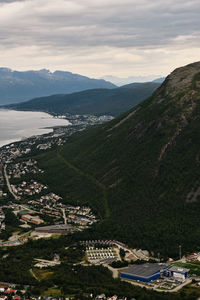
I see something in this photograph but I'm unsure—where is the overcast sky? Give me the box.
[0,0,199,78]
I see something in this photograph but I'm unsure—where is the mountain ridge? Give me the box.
[0,67,116,105]
[4,82,160,116]
[30,61,200,256]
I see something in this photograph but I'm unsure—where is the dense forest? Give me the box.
[5,82,160,116]
[26,62,200,258]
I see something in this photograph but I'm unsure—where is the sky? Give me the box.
[0,0,199,78]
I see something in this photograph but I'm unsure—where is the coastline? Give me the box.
[0,109,70,149]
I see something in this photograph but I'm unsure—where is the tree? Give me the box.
[119,248,126,260]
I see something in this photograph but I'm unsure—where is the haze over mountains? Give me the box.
[6,82,160,116]
[0,67,116,105]
[102,75,165,86]
[32,61,200,256]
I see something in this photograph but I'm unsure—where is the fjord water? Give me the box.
[0,109,70,148]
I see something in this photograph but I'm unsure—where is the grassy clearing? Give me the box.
[43,288,62,296]
[174,262,200,276]
[32,268,53,280]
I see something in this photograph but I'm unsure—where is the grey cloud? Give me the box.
[0,0,199,50]
[0,0,199,77]
[0,0,25,2]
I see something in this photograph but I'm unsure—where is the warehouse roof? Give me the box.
[36,224,71,230]
[121,263,168,278]
[169,266,189,273]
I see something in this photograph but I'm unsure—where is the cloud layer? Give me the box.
[0,0,199,77]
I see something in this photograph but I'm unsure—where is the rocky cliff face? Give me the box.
[154,61,200,99]
[152,63,200,165]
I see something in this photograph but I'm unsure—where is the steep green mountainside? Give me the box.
[33,62,200,257]
[5,82,160,116]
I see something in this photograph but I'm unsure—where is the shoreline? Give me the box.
[0,109,70,149]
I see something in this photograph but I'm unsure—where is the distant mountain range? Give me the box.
[152,77,165,83]
[5,82,160,116]
[0,68,116,105]
[101,75,165,86]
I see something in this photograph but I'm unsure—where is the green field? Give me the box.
[174,262,200,276]
[31,268,54,281]
[43,288,62,296]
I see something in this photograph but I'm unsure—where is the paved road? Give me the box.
[168,278,192,292]
[4,165,20,200]
[61,208,67,224]
[122,278,192,293]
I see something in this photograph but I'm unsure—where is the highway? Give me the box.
[61,208,67,224]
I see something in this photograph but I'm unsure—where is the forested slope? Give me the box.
[33,62,200,257]
[5,82,160,116]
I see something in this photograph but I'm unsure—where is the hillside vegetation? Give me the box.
[32,62,200,257]
[5,82,160,116]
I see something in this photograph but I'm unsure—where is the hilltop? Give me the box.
[0,68,115,105]
[25,62,200,257]
[4,82,160,116]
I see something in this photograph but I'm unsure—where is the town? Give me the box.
[0,116,103,245]
[0,155,98,245]
[0,119,200,300]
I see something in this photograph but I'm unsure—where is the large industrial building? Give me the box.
[121,263,190,283]
[121,263,168,283]
[35,224,73,234]
[168,266,189,281]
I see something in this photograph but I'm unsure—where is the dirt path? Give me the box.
[103,264,119,278]
[57,151,110,218]
[30,268,40,281]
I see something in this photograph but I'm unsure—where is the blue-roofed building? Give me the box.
[121,263,168,283]
[168,266,189,281]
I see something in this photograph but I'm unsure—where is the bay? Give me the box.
[0,109,70,148]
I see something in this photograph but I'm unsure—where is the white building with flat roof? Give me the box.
[169,266,189,281]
